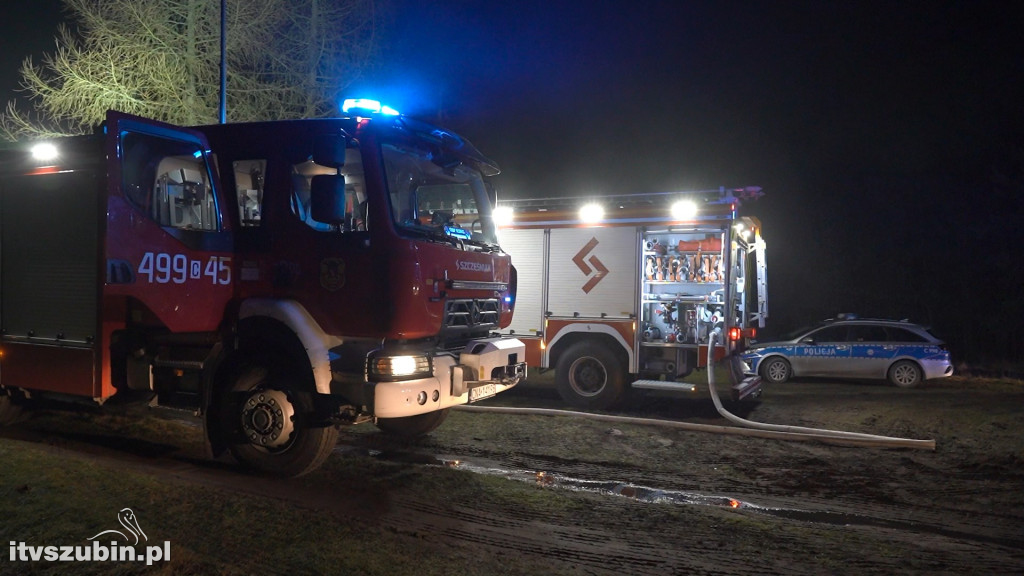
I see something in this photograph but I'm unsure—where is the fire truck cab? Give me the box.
[0,102,526,476]
[496,188,766,409]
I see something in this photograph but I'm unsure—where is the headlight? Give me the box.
[367,354,432,381]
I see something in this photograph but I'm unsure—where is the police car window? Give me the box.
[849,325,887,342]
[121,132,219,231]
[811,326,849,342]
[886,327,928,343]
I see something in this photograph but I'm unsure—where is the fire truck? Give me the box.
[495,188,766,409]
[0,100,526,476]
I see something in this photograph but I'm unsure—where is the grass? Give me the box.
[0,396,761,575]
[0,432,583,576]
[6,373,1022,574]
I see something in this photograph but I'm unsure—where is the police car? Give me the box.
[742,316,953,388]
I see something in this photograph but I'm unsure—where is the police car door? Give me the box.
[847,324,889,378]
[796,325,851,377]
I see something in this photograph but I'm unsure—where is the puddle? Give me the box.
[439,456,744,508]
[436,455,746,508]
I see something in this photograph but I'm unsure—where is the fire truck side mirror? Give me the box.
[312,134,348,169]
[310,174,347,224]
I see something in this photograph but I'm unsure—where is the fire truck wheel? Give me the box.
[376,409,450,437]
[0,393,23,426]
[555,342,626,410]
[220,361,338,478]
[888,360,922,388]
[759,356,792,384]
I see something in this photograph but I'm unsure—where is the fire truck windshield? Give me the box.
[382,142,498,248]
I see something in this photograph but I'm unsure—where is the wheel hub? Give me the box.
[894,366,916,385]
[240,389,295,449]
[570,357,606,396]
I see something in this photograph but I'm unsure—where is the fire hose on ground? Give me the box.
[455,333,936,451]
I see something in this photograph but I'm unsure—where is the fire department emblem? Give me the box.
[320,258,346,291]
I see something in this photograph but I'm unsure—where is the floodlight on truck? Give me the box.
[492,206,514,227]
[734,221,753,240]
[30,143,58,161]
[579,203,604,224]
[671,200,698,220]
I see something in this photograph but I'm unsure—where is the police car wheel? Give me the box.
[760,357,791,384]
[888,360,922,388]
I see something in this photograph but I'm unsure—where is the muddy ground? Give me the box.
[410,373,1024,574]
[3,372,1024,575]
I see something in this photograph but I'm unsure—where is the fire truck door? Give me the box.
[103,111,234,334]
[547,227,637,318]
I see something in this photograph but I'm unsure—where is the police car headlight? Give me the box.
[367,354,432,381]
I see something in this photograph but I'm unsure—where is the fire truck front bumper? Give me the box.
[371,337,527,419]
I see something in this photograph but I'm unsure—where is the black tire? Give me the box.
[760,356,792,384]
[888,360,923,388]
[218,357,338,478]
[555,341,626,410]
[0,393,23,426]
[376,408,450,437]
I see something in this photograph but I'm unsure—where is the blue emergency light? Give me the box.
[443,225,471,240]
[341,98,400,116]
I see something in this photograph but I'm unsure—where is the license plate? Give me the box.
[469,383,496,402]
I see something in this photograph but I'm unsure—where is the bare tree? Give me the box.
[1,0,381,139]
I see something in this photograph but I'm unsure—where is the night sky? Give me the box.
[4,1,1023,364]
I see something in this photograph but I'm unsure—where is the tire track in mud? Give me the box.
[370,474,1023,576]
[351,440,1021,575]
[397,431,1024,566]
[375,492,765,576]
[383,500,667,574]
[6,376,1024,575]
[6,438,1022,575]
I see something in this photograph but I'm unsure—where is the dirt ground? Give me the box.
[407,373,1024,574]
[3,372,1024,575]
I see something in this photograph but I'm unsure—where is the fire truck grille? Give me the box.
[441,298,500,347]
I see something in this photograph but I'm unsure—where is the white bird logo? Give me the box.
[87,508,148,545]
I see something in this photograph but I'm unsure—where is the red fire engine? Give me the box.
[0,101,526,476]
[495,189,766,409]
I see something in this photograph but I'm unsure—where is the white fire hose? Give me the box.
[456,334,935,450]
[703,332,935,450]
